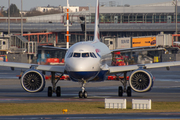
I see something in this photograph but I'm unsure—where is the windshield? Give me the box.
[82,53,89,57]
[67,52,73,58]
[73,53,80,57]
[71,52,97,58]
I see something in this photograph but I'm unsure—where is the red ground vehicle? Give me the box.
[112,57,126,66]
[112,52,126,66]
[45,58,64,65]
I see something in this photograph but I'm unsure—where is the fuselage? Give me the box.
[65,41,112,82]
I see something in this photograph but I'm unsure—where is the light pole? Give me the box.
[173,0,178,41]
[85,15,86,41]
[66,0,69,49]
[176,0,178,35]
[8,0,10,35]
[21,0,23,36]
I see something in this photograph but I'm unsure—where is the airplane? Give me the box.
[1,0,180,98]
[174,41,180,44]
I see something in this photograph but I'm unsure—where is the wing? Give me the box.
[111,46,164,53]
[106,61,180,73]
[0,62,65,73]
[39,46,68,51]
[174,41,180,45]
[0,46,68,73]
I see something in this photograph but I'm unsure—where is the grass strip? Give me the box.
[0,102,179,116]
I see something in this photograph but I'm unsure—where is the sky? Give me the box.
[0,0,173,11]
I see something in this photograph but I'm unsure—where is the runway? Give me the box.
[0,66,180,102]
[0,66,180,119]
[0,78,180,103]
[0,113,180,120]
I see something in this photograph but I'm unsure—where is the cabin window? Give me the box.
[73,53,80,57]
[82,53,89,57]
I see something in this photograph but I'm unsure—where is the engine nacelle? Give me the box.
[21,69,45,93]
[129,69,153,93]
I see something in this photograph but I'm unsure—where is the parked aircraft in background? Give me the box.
[1,0,180,98]
[174,41,180,45]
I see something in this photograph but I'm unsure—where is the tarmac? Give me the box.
[0,66,180,119]
[0,113,180,120]
[0,78,180,103]
[0,66,180,102]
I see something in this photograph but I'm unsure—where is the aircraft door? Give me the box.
[104,38,114,50]
[114,16,118,23]
[0,39,8,50]
[167,16,171,23]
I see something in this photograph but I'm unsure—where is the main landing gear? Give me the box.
[79,80,88,98]
[48,72,62,97]
[116,72,132,97]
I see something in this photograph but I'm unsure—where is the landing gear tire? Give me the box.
[56,86,61,97]
[118,86,123,97]
[83,91,88,98]
[79,91,88,98]
[79,91,83,98]
[48,86,52,97]
[127,86,131,97]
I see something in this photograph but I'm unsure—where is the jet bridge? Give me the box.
[10,35,37,54]
[7,35,37,63]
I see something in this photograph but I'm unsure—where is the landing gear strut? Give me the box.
[116,72,132,97]
[79,80,88,98]
[48,72,62,97]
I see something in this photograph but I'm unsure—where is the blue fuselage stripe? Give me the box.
[68,71,98,81]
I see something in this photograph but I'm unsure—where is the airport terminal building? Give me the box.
[1,1,180,63]
[0,1,180,44]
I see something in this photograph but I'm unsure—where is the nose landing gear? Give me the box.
[79,80,88,98]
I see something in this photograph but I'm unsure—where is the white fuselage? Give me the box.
[65,41,112,82]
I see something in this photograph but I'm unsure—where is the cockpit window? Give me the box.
[70,52,97,58]
[82,53,89,57]
[92,53,97,58]
[90,53,94,58]
[90,52,97,58]
[73,53,80,57]
[68,52,73,58]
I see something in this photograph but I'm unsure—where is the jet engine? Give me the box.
[129,69,153,92]
[21,69,45,93]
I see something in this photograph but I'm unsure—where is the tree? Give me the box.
[0,12,3,17]
[0,6,4,17]
[7,4,20,17]
[25,8,62,17]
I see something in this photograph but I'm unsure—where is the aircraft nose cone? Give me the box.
[67,59,99,71]
[66,59,99,80]
[68,71,98,80]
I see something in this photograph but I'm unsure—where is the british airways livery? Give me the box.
[1,0,180,98]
